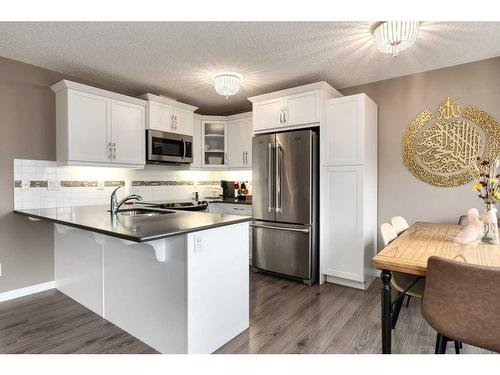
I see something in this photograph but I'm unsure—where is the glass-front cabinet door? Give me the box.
[202,121,227,168]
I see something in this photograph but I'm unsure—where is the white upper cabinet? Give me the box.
[252,98,284,131]
[283,91,320,126]
[52,80,146,168]
[227,114,252,168]
[248,81,342,133]
[173,106,194,136]
[66,90,110,163]
[110,100,145,165]
[202,120,227,168]
[323,95,363,166]
[140,93,198,136]
[322,94,376,166]
[192,113,252,170]
[148,101,174,132]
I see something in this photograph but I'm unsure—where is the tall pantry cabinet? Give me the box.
[320,94,378,290]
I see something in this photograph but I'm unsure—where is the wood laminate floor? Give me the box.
[0,289,158,354]
[0,272,492,354]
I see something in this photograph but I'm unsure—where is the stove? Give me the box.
[141,200,209,212]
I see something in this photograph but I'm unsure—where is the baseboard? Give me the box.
[325,275,368,290]
[0,281,55,303]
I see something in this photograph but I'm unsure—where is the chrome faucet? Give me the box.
[110,186,143,215]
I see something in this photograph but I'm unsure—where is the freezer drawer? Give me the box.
[251,221,312,280]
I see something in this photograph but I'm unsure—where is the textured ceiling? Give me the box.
[0,22,499,114]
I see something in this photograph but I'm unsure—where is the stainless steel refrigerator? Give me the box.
[251,129,318,285]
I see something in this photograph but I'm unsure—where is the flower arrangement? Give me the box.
[472,157,500,206]
[472,157,500,245]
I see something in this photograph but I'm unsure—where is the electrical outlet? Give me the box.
[195,236,203,253]
[97,181,105,190]
[47,179,61,190]
[21,179,30,191]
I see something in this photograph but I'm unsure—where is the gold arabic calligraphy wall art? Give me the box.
[402,97,500,187]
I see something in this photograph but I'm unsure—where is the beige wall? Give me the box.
[341,56,500,242]
[0,57,136,293]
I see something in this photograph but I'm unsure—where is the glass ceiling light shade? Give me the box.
[372,21,420,57]
[212,72,242,98]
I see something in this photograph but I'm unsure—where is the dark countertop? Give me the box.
[14,205,251,243]
[207,197,252,205]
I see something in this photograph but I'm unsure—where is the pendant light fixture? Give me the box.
[372,21,420,57]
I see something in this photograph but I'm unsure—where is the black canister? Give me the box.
[221,180,235,198]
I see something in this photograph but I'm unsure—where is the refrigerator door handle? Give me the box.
[275,142,282,213]
[268,142,274,212]
[250,223,310,233]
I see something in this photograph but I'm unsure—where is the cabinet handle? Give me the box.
[279,110,283,124]
[112,142,117,160]
[283,108,287,123]
[108,142,113,159]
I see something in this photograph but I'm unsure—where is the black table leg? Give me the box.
[381,269,392,354]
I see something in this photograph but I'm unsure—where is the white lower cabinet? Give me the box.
[208,203,253,262]
[209,203,252,216]
[321,166,368,287]
[54,222,249,354]
[54,225,104,316]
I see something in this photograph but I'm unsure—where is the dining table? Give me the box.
[372,221,500,354]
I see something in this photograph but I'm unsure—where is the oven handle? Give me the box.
[250,223,310,233]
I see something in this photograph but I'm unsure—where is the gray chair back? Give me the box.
[422,256,500,352]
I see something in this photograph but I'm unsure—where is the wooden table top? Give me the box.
[373,222,500,276]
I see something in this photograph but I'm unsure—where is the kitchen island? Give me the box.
[14,205,251,354]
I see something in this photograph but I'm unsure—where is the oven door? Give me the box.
[147,129,191,164]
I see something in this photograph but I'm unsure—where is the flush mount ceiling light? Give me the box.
[212,72,242,99]
[372,21,420,57]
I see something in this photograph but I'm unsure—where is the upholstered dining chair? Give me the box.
[422,256,500,354]
[391,216,410,235]
[379,222,425,329]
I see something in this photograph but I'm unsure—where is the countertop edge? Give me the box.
[14,209,252,243]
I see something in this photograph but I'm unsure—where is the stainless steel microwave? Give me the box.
[146,129,193,164]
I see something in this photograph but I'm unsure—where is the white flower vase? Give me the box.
[482,204,499,245]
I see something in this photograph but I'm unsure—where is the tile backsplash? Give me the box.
[13,159,252,209]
